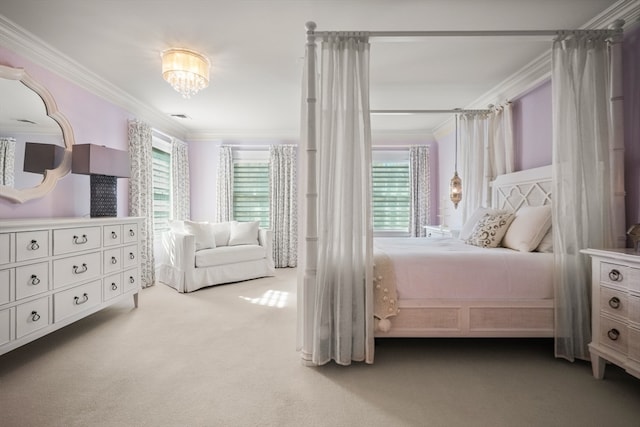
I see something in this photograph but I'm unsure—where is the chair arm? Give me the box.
[258,228,275,268]
[160,230,197,273]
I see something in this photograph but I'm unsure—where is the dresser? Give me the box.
[0,217,142,356]
[581,248,640,380]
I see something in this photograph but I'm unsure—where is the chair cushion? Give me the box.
[229,221,259,246]
[195,245,266,268]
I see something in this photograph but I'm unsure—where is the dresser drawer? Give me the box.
[0,268,11,305]
[123,223,138,244]
[103,273,123,301]
[599,316,628,354]
[0,233,11,265]
[123,268,139,293]
[0,307,11,346]
[16,296,50,339]
[123,245,138,269]
[53,280,102,322]
[103,247,122,275]
[16,230,49,262]
[53,251,101,289]
[629,327,640,363]
[16,262,49,300]
[629,294,640,325]
[103,225,122,247]
[600,286,627,318]
[53,226,101,255]
[628,268,640,293]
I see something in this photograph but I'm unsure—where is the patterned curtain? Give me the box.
[0,137,16,187]
[409,145,430,237]
[215,145,233,222]
[171,138,190,221]
[269,145,297,267]
[128,120,155,288]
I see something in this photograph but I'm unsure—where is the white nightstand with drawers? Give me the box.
[0,217,142,356]
[581,248,640,380]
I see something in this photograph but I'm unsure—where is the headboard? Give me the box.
[490,165,552,212]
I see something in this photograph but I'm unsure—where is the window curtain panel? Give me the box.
[171,138,190,221]
[552,30,624,362]
[269,144,297,268]
[0,137,16,186]
[488,103,514,180]
[215,145,233,223]
[298,32,374,366]
[128,119,155,288]
[409,145,431,237]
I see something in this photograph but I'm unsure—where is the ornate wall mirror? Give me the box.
[0,64,74,203]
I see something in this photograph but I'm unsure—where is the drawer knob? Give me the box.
[608,269,622,282]
[73,234,88,244]
[129,252,135,260]
[74,293,89,305]
[111,256,118,265]
[111,283,118,291]
[607,328,620,341]
[129,229,135,237]
[129,276,135,284]
[73,263,88,274]
[28,240,40,251]
[608,297,621,309]
[111,231,118,239]
[30,274,41,286]
[30,311,41,322]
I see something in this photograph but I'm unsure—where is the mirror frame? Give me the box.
[0,64,74,203]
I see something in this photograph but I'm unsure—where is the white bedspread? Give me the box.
[374,237,554,301]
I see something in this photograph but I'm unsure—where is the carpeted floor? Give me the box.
[1,267,639,427]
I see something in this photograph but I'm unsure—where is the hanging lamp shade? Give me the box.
[161,48,210,98]
[450,113,462,209]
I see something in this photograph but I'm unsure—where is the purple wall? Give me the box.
[0,46,132,219]
[512,81,553,170]
[624,24,640,228]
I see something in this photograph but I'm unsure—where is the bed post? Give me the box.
[300,21,318,365]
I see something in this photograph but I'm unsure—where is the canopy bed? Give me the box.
[298,19,627,366]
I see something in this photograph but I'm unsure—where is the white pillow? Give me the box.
[459,207,505,241]
[183,221,217,251]
[535,227,553,253]
[465,212,515,248]
[211,221,232,247]
[228,221,259,246]
[502,205,552,252]
[169,220,185,232]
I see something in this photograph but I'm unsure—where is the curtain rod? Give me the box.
[371,109,491,115]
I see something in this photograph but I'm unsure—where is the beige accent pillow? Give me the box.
[459,207,505,241]
[465,212,515,248]
[502,205,552,252]
[183,221,217,251]
[228,221,260,246]
[536,228,553,253]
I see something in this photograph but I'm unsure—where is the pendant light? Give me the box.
[449,113,462,209]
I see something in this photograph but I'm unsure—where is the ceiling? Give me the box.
[0,0,633,142]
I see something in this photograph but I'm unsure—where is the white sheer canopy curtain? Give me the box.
[171,138,190,221]
[215,145,233,223]
[269,145,297,268]
[128,120,155,288]
[410,146,431,237]
[552,29,624,362]
[298,30,374,366]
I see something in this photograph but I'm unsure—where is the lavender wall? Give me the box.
[512,81,553,170]
[0,46,132,219]
[624,23,640,228]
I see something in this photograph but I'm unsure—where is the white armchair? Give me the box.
[156,220,275,293]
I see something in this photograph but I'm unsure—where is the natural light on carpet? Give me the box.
[239,290,288,308]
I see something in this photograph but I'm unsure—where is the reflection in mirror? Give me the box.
[0,65,74,203]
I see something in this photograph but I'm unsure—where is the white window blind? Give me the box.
[233,161,270,228]
[372,151,410,233]
[152,145,171,235]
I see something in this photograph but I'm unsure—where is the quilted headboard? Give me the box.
[490,165,552,212]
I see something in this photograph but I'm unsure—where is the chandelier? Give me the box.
[161,48,210,98]
[450,113,462,209]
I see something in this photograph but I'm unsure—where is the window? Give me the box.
[233,151,270,228]
[151,137,171,236]
[372,150,410,234]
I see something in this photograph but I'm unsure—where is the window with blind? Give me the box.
[152,145,171,235]
[233,161,270,228]
[372,151,410,234]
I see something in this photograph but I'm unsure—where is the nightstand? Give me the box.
[423,225,458,238]
[581,248,640,380]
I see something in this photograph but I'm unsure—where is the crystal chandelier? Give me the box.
[450,113,462,209]
[161,48,210,98]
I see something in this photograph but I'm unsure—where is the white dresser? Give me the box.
[581,248,640,380]
[0,217,142,356]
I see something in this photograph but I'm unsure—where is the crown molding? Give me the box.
[0,15,188,140]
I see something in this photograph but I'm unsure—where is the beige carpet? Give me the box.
[1,267,639,427]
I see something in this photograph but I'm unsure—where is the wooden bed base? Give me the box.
[375,165,555,339]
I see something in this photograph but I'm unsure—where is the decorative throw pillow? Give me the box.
[169,220,185,233]
[211,221,232,247]
[535,228,553,253]
[183,220,217,251]
[502,205,552,252]
[228,221,259,246]
[465,212,515,248]
[459,207,505,241]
